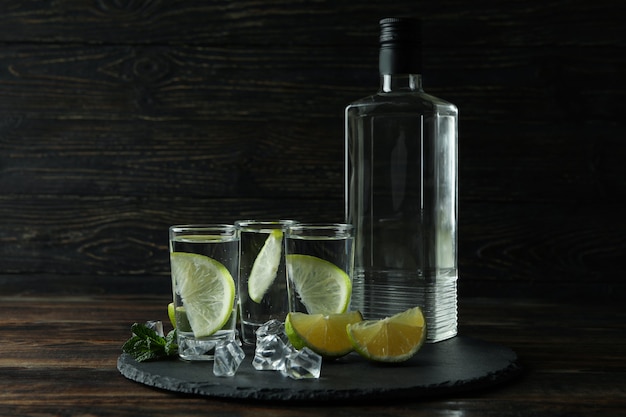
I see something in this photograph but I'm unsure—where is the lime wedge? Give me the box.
[285,254,351,314]
[170,252,235,338]
[248,229,283,303]
[285,311,363,358]
[347,306,426,362]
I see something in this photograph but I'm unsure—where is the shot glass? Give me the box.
[236,220,297,345]
[285,223,354,315]
[169,224,239,361]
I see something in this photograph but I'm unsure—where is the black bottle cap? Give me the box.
[378,17,422,75]
[379,17,422,45]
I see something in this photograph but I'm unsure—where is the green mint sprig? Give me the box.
[122,323,178,362]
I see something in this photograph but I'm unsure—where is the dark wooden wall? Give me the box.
[1,1,624,302]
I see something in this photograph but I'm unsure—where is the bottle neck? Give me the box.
[380,73,423,93]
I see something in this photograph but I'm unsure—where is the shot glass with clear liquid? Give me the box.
[285,223,354,314]
[169,224,239,361]
[236,219,297,345]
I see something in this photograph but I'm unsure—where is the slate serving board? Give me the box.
[117,335,521,403]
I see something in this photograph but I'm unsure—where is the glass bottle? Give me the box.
[345,17,458,342]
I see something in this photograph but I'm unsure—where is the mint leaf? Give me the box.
[122,323,178,362]
[164,329,178,356]
[130,322,159,340]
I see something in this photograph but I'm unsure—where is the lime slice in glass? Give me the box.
[286,254,351,314]
[248,229,283,303]
[167,302,176,327]
[170,252,235,338]
[167,302,192,332]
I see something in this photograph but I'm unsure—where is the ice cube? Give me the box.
[252,334,292,371]
[144,320,164,337]
[213,340,246,377]
[255,319,290,345]
[178,337,217,358]
[280,347,322,380]
[255,319,284,338]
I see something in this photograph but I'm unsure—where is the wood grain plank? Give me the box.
[1,43,623,202]
[1,199,623,301]
[1,117,624,202]
[0,44,623,122]
[0,0,624,299]
[0,118,346,198]
[459,202,626,301]
[1,117,624,204]
[0,0,623,47]
[0,195,343,276]
[1,295,624,416]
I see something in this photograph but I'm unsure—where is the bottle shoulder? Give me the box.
[346,90,458,116]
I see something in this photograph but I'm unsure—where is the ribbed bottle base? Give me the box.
[350,270,457,343]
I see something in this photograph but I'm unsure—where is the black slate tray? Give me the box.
[117,335,521,403]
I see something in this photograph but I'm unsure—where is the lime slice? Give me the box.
[167,302,176,327]
[285,254,351,314]
[346,306,426,362]
[248,229,283,303]
[170,252,236,338]
[167,302,192,332]
[285,311,363,358]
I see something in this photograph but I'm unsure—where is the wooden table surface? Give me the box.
[2,277,624,416]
